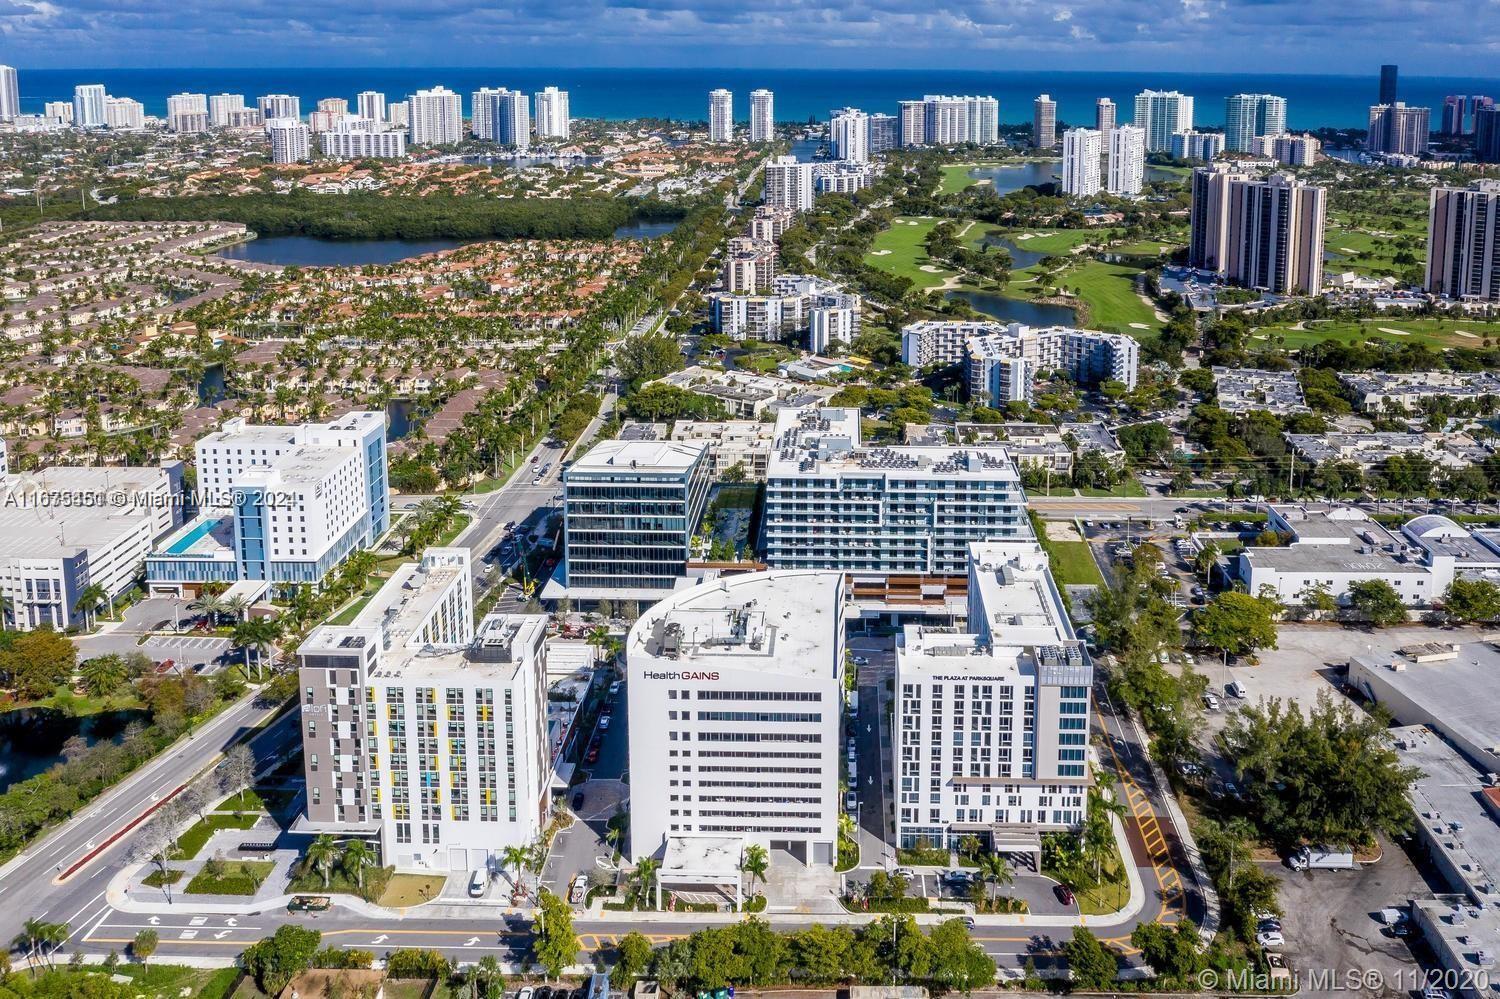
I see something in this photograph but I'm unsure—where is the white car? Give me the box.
[1255,929,1285,948]
[852,656,869,666]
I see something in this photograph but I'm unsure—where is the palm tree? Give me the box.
[219,593,251,624]
[500,844,531,893]
[340,838,374,890]
[740,843,769,899]
[189,593,224,627]
[232,618,281,679]
[306,834,338,888]
[1084,789,1127,882]
[977,853,1013,907]
[79,655,127,697]
[632,857,660,909]
[73,582,108,631]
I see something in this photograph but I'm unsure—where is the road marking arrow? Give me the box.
[148,917,160,926]
[225,918,238,927]
[371,935,389,945]
[214,931,232,939]
[465,937,480,947]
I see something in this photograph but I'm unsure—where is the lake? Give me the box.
[0,707,149,794]
[966,159,1183,195]
[218,236,475,266]
[945,288,1077,326]
[612,220,678,240]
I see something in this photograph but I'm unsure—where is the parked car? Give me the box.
[469,870,487,898]
[572,791,586,811]
[941,869,972,886]
[1055,884,1076,906]
[287,895,331,913]
[891,867,916,880]
[852,656,869,666]
[845,791,858,811]
[598,716,611,731]
[960,916,976,929]
[1255,928,1285,948]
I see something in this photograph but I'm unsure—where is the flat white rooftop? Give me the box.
[241,444,350,487]
[661,835,744,878]
[630,570,844,679]
[353,558,469,646]
[0,503,147,558]
[767,406,1019,481]
[969,541,1077,646]
[570,439,706,474]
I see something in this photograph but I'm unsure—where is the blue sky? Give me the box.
[0,0,1492,73]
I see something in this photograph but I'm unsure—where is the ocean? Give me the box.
[14,67,1500,131]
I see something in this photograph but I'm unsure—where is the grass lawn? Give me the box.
[142,868,184,887]
[1045,541,1107,587]
[378,872,447,907]
[1073,872,1131,915]
[176,811,263,859]
[114,965,241,999]
[383,982,436,999]
[1001,228,1102,256]
[1251,316,1500,350]
[939,163,983,195]
[185,860,276,895]
[1061,259,1163,334]
[214,788,268,812]
[1110,237,1184,257]
[864,217,954,290]
[1078,476,1149,498]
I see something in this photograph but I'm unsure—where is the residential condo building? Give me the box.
[533,86,569,140]
[1190,166,1326,295]
[267,118,312,163]
[1170,129,1224,161]
[708,89,733,143]
[1224,93,1287,152]
[867,113,899,154]
[749,89,774,143]
[257,94,300,122]
[1095,97,1116,135]
[1368,102,1431,156]
[901,319,1139,400]
[763,156,816,212]
[409,86,463,146]
[1426,180,1500,301]
[1060,128,1102,198]
[1133,89,1193,152]
[0,66,18,120]
[73,84,107,127]
[208,93,246,127]
[357,91,387,124]
[1107,125,1146,195]
[830,107,869,162]
[1032,94,1056,148]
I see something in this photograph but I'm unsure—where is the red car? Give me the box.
[1055,884,1076,906]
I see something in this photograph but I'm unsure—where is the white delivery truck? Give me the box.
[1289,845,1356,871]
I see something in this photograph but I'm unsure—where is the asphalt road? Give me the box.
[0,696,300,958]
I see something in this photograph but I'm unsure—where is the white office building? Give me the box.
[895,541,1092,852]
[533,86,569,140]
[708,89,733,143]
[902,320,1139,403]
[764,155,817,212]
[357,91,387,125]
[558,439,713,602]
[258,94,300,122]
[0,66,18,121]
[749,89,774,143]
[146,412,389,593]
[761,407,1029,574]
[73,84,107,127]
[829,107,869,162]
[321,126,407,160]
[1107,125,1146,195]
[104,97,145,130]
[1133,89,1194,152]
[1061,128,1102,198]
[1224,93,1287,152]
[267,118,312,163]
[626,569,846,866]
[297,548,553,872]
[208,93,246,127]
[409,86,463,146]
[0,444,183,632]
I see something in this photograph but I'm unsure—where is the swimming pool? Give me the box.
[165,518,218,555]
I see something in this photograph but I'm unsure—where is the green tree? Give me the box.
[1130,920,1201,985]
[340,838,374,890]
[927,918,997,995]
[617,333,684,387]
[305,834,338,888]
[131,929,158,968]
[1192,591,1279,664]
[1063,927,1117,991]
[616,931,654,981]
[740,842,769,899]
[79,654,129,697]
[1347,579,1407,626]
[242,925,322,995]
[1441,578,1500,624]
[534,888,579,980]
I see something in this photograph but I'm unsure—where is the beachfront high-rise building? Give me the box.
[257,94,300,122]
[533,86,569,140]
[1224,93,1287,152]
[1380,64,1399,105]
[1107,125,1146,196]
[966,96,1000,145]
[1032,94,1057,148]
[1060,128,1102,198]
[1477,106,1500,163]
[104,97,144,130]
[830,107,869,162]
[867,113,898,155]
[409,86,463,146]
[321,125,407,160]
[73,85,107,127]
[267,118,312,164]
[357,91,387,124]
[1442,95,1468,136]
[208,94,245,127]
[1096,98,1116,135]
[0,66,19,121]
[1190,166,1326,295]
[923,95,968,145]
[43,101,71,125]
[899,100,926,147]
[388,101,409,130]
[708,88,733,143]
[763,155,817,212]
[166,92,209,133]
[1368,102,1431,156]
[497,90,530,150]
[470,88,503,140]
[1134,89,1194,152]
[1425,180,1500,300]
[297,548,554,871]
[749,89,774,143]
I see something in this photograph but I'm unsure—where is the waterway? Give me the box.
[0,708,150,794]
[612,220,678,240]
[966,159,1183,195]
[944,288,1077,326]
[217,235,475,267]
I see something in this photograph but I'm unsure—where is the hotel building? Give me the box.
[297,548,553,872]
[894,541,1092,851]
[146,411,389,594]
[761,407,1029,574]
[626,569,846,865]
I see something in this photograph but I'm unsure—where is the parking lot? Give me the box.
[843,866,1076,916]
